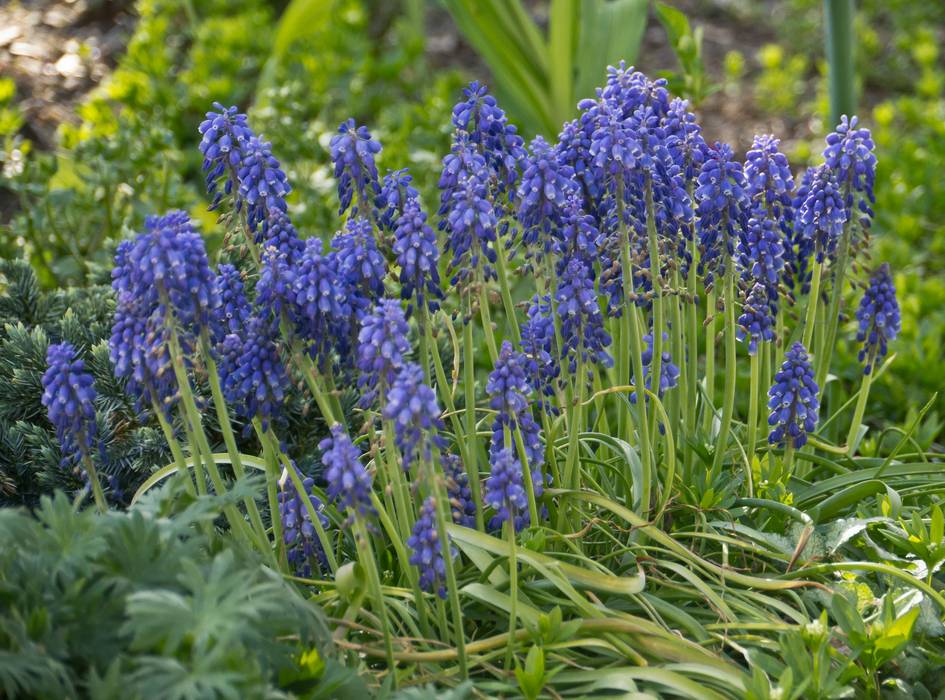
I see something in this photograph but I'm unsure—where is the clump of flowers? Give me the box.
[42,342,100,471]
[767,342,820,449]
[855,263,900,374]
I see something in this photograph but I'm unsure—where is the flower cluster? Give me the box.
[737,282,775,355]
[278,473,330,577]
[219,314,289,432]
[855,263,900,374]
[110,212,219,414]
[485,447,529,532]
[320,425,374,517]
[795,165,847,262]
[293,238,353,367]
[517,135,576,255]
[486,341,546,522]
[393,197,443,314]
[330,118,382,217]
[555,256,612,373]
[767,342,820,449]
[378,168,419,230]
[198,103,254,211]
[356,300,411,407]
[333,216,387,308]
[42,342,100,469]
[408,497,453,598]
[631,331,680,402]
[520,294,560,410]
[383,363,446,470]
[696,143,750,289]
[443,453,477,528]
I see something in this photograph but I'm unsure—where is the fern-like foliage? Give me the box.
[0,478,343,699]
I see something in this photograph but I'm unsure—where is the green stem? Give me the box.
[557,358,586,531]
[428,465,469,678]
[816,223,853,388]
[703,288,717,434]
[80,453,108,513]
[747,351,760,486]
[478,284,500,363]
[354,517,397,684]
[846,368,872,455]
[255,420,285,566]
[462,316,485,530]
[824,0,857,128]
[200,331,270,550]
[711,266,737,474]
[644,178,664,441]
[511,425,540,529]
[803,259,823,351]
[153,403,197,497]
[494,240,521,346]
[504,519,519,670]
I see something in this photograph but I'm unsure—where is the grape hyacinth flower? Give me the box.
[293,238,353,368]
[333,216,387,306]
[767,342,820,450]
[695,143,750,289]
[393,196,443,315]
[485,447,529,532]
[443,453,477,528]
[664,97,708,182]
[258,209,305,263]
[110,212,218,414]
[378,168,419,230]
[218,314,289,432]
[198,103,255,211]
[330,118,382,217]
[486,342,546,504]
[320,424,374,517]
[408,497,453,598]
[42,342,100,469]
[112,210,220,333]
[486,341,533,427]
[214,264,250,342]
[823,115,876,208]
[451,81,524,194]
[520,294,560,413]
[855,263,900,374]
[356,299,411,407]
[555,256,613,373]
[256,246,297,327]
[517,135,576,256]
[278,473,329,577]
[795,165,848,262]
[737,207,786,288]
[744,134,794,215]
[442,169,499,285]
[587,95,640,184]
[383,362,446,470]
[737,282,776,355]
[238,136,291,232]
[631,331,680,402]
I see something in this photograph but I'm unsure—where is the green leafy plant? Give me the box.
[442,0,650,135]
[0,481,359,699]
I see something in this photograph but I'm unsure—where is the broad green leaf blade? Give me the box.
[130,453,267,505]
[574,0,649,103]
[256,0,332,94]
[442,0,554,136]
[447,523,645,595]
[549,0,579,127]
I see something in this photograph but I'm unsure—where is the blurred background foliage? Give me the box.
[0,0,942,500]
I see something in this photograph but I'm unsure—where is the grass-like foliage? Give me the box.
[9,61,945,699]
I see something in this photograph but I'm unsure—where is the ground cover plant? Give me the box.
[4,48,945,700]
